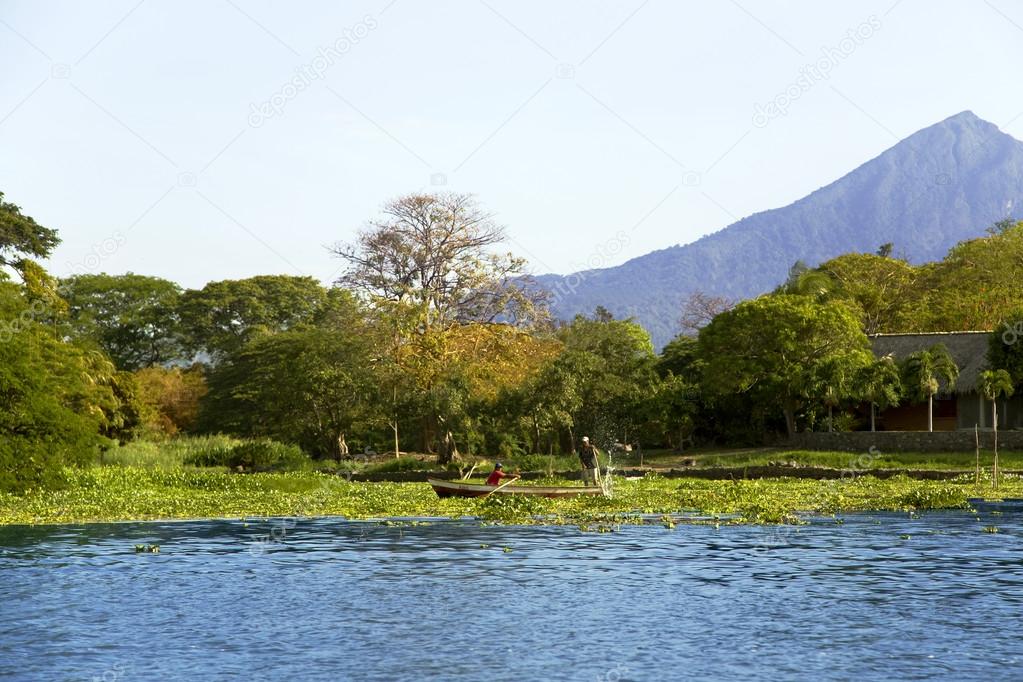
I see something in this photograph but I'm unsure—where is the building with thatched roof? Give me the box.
[869,331,1018,431]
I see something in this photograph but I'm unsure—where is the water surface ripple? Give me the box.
[2,509,1022,681]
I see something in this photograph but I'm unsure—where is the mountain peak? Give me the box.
[919,110,999,137]
[945,110,982,123]
[539,112,1023,348]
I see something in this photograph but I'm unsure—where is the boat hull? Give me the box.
[427,478,605,499]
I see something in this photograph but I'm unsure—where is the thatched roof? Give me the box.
[870,331,992,394]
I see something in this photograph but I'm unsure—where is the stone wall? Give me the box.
[789,429,1023,453]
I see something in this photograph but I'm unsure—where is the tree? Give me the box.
[60,273,183,370]
[986,216,1018,236]
[855,357,902,432]
[812,357,860,432]
[0,190,59,279]
[900,344,958,432]
[645,372,699,452]
[332,193,545,329]
[817,253,917,334]
[199,325,380,458]
[332,193,547,462]
[0,281,135,490]
[178,275,344,361]
[658,335,700,379]
[134,365,208,436]
[554,312,659,449]
[503,350,578,456]
[678,291,734,336]
[978,369,1014,487]
[780,267,834,299]
[911,223,1023,331]
[698,295,872,437]
[987,310,1023,389]
[876,242,894,258]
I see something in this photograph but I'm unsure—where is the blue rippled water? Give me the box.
[2,507,1023,681]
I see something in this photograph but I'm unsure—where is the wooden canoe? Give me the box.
[427,478,605,499]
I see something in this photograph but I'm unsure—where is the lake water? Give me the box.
[2,506,1023,681]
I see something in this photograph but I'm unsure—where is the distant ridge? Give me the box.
[536,111,1023,348]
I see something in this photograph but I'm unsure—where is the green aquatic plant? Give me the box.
[896,486,969,510]
[476,494,551,523]
[3,467,1023,527]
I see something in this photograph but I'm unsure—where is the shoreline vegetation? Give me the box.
[3,458,1020,527]
[8,192,1023,530]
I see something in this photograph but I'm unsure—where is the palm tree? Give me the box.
[855,357,902,432]
[812,357,863,433]
[822,384,841,432]
[784,267,835,299]
[978,369,1014,488]
[901,344,959,432]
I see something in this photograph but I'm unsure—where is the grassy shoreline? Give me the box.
[2,466,1021,527]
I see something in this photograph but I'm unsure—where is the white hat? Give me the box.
[582,436,589,442]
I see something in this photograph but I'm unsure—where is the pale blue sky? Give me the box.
[2,0,1022,287]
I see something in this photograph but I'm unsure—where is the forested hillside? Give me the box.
[537,111,1023,347]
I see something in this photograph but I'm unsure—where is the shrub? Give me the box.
[897,485,969,510]
[364,456,436,474]
[185,438,309,471]
[0,438,71,493]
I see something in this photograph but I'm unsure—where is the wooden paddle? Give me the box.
[483,475,521,498]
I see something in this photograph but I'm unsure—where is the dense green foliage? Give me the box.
[0,190,59,278]
[4,466,1016,526]
[59,273,183,370]
[177,275,347,360]
[698,295,872,436]
[5,184,1023,497]
[0,283,139,491]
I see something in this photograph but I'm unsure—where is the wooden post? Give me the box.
[975,424,980,485]
[993,399,1000,490]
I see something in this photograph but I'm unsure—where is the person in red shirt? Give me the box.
[485,463,520,487]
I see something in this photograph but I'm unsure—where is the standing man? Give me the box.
[578,436,601,486]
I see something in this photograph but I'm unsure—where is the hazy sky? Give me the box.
[2,0,1022,288]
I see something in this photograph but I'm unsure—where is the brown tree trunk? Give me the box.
[532,412,541,455]
[928,394,934,432]
[783,405,796,438]
[337,432,349,462]
[438,430,460,465]
[421,415,437,455]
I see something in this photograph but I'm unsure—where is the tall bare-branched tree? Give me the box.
[333,193,545,330]
[332,193,547,462]
[679,291,734,336]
